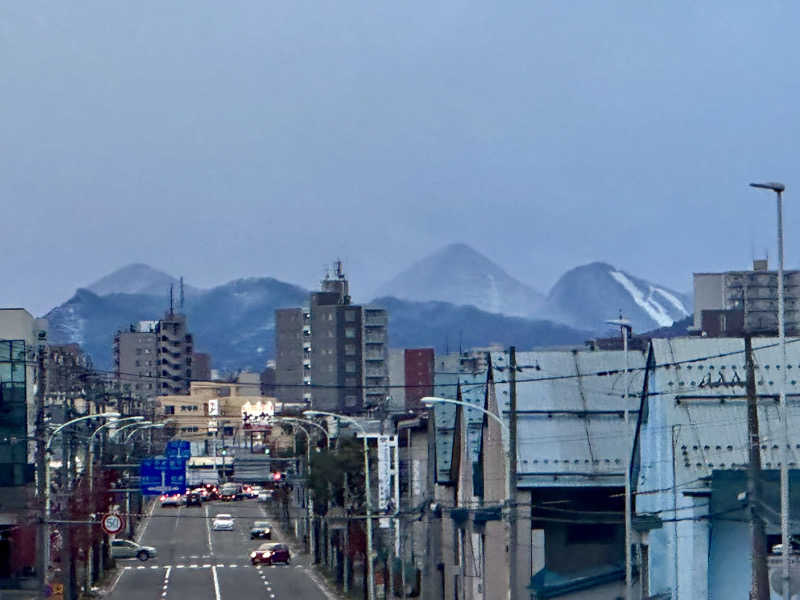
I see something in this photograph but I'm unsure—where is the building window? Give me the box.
[164,405,175,415]
[345,344,356,356]
[345,361,357,373]
[345,377,357,387]
[345,327,356,339]
[345,310,356,322]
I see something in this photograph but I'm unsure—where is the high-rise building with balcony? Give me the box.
[694,259,800,336]
[274,262,389,414]
[113,311,194,399]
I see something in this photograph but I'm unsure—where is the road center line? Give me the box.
[212,565,221,600]
[205,504,213,555]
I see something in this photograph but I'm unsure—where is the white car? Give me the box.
[212,514,235,531]
[257,490,273,503]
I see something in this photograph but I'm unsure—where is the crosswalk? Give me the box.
[124,563,304,570]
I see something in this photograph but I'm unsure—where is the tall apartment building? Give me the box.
[0,309,46,585]
[274,262,389,414]
[113,311,194,399]
[694,259,800,336]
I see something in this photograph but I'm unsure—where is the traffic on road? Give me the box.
[106,488,327,600]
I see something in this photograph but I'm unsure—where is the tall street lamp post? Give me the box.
[304,410,375,600]
[421,395,514,593]
[43,412,120,584]
[606,318,633,600]
[84,416,143,594]
[750,181,789,600]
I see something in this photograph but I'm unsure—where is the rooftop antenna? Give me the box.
[169,284,174,315]
[179,277,185,312]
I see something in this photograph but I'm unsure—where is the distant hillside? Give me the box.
[375,296,591,353]
[46,259,693,372]
[46,278,308,371]
[375,243,544,317]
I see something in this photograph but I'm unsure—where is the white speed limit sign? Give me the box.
[101,513,125,535]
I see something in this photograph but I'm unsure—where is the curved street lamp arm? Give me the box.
[303,410,367,434]
[47,412,120,450]
[420,396,509,434]
[91,416,144,442]
[276,416,329,440]
[110,421,152,440]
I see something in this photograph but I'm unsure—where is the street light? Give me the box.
[304,410,376,600]
[272,416,330,564]
[43,411,119,585]
[109,420,152,440]
[421,394,513,508]
[605,318,633,600]
[750,180,789,600]
[124,422,165,443]
[83,416,143,594]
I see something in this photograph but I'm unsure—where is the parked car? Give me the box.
[160,493,183,507]
[212,514,235,531]
[257,490,273,503]
[243,484,260,498]
[250,521,272,540]
[250,542,290,566]
[111,539,158,561]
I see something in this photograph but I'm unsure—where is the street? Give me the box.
[107,498,330,600]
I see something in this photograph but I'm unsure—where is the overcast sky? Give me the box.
[3,2,800,315]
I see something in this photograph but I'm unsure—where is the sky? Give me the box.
[3,2,800,316]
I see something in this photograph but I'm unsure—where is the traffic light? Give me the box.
[272,472,281,482]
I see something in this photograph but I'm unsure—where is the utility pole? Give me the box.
[508,347,518,600]
[35,348,48,590]
[746,335,770,600]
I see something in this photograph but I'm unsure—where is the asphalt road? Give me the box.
[106,497,331,600]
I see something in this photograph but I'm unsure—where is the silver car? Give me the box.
[110,539,158,561]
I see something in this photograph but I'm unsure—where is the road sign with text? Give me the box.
[140,457,187,495]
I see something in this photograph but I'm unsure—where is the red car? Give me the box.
[250,543,290,566]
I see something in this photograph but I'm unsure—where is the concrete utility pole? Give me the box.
[745,335,770,600]
[508,347,519,600]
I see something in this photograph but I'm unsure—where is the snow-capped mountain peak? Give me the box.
[86,263,199,297]
[374,243,544,317]
[543,262,691,334]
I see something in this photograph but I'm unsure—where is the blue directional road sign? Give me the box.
[165,440,191,459]
[140,456,187,495]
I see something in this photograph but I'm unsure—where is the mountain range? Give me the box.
[45,244,692,372]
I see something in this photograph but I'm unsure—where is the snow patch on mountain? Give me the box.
[58,305,87,345]
[652,287,689,316]
[609,271,676,327]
